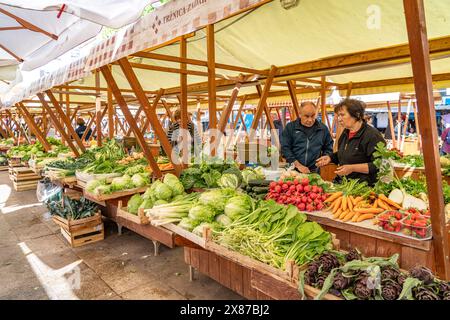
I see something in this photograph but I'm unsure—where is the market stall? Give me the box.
[0,0,449,301]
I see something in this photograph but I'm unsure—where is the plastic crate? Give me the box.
[401,213,432,239]
[376,210,406,233]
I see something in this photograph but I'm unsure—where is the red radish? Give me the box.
[275,185,281,193]
[282,184,289,190]
[286,181,292,186]
[309,193,318,200]
[316,203,324,210]
[301,196,308,203]
[311,186,318,193]
[286,191,292,196]
[303,185,311,192]
[306,204,314,212]
[293,179,299,185]
[269,181,277,189]
[289,185,296,192]
[278,180,284,186]
[307,198,313,203]
[301,178,309,186]
[298,203,306,211]
[321,195,327,201]
[296,185,304,192]
[317,187,323,193]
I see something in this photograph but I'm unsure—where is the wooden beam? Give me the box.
[70,106,80,123]
[232,96,247,130]
[218,81,242,133]
[179,36,190,163]
[287,80,301,120]
[45,90,86,152]
[321,76,327,125]
[0,44,23,62]
[404,0,450,280]
[387,101,397,149]
[100,65,162,178]
[126,105,144,136]
[0,26,25,31]
[255,80,280,149]
[206,24,218,156]
[162,100,173,122]
[16,103,51,151]
[118,58,181,176]
[412,101,422,151]
[127,62,209,77]
[95,70,102,147]
[115,114,126,135]
[0,8,58,40]
[108,70,114,140]
[37,93,80,157]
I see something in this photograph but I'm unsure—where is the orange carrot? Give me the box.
[354,207,384,214]
[378,194,402,209]
[356,213,375,222]
[341,196,348,212]
[325,192,343,203]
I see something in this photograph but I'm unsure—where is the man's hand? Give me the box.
[316,155,331,167]
[294,161,310,174]
[335,165,354,176]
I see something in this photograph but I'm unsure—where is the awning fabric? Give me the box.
[2,0,450,109]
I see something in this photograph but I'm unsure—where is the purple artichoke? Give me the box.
[409,266,434,284]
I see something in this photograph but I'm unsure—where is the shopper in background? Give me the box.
[441,123,450,155]
[316,98,386,186]
[75,118,92,141]
[167,109,202,154]
[281,101,333,174]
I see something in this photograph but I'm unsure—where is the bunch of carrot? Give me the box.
[324,192,402,223]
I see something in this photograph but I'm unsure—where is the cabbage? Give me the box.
[218,174,239,189]
[139,198,154,210]
[142,187,153,200]
[192,222,221,236]
[163,173,185,196]
[93,184,112,195]
[154,199,168,206]
[215,214,232,227]
[128,194,143,214]
[131,173,149,188]
[172,194,186,202]
[86,179,105,193]
[224,194,253,220]
[188,204,216,223]
[111,175,133,191]
[198,189,236,212]
[154,183,173,201]
[149,180,163,193]
[241,169,258,185]
[178,217,198,231]
[125,164,146,176]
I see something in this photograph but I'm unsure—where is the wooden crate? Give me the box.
[52,211,102,232]
[60,223,104,248]
[0,165,8,171]
[116,200,150,225]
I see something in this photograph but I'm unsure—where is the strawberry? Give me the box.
[395,212,403,220]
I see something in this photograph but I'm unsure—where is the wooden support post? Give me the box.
[287,80,301,120]
[95,70,102,146]
[16,103,51,151]
[218,81,242,133]
[232,96,247,130]
[100,65,162,178]
[162,100,173,122]
[321,76,327,125]
[37,93,80,157]
[413,101,422,151]
[82,108,107,142]
[179,36,190,162]
[108,70,114,140]
[404,0,450,279]
[387,101,397,149]
[70,106,80,124]
[66,93,71,126]
[117,58,181,176]
[126,105,144,136]
[115,115,126,135]
[207,24,217,155]
[45,90,86,152]
[5,110,26,142]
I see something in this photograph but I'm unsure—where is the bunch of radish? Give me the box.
[265,178,328,212]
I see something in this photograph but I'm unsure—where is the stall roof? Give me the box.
[2,0,450,109]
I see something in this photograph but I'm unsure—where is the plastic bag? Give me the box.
[36,177,63,203]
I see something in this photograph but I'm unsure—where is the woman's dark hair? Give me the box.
[76,118,85,126]
[334,98,366,121]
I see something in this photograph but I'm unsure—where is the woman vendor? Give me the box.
[316,98,385,186]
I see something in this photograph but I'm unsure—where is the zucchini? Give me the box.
[255,193,267,200]
[252,186,269,194]
[248,179,272,187]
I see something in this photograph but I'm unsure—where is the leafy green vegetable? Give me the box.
[86,179,106,193]
[188,204,217,223]
[128,194,143,214]
[154,183,173,201]
[178,217,198,231]
[139,198,154,210]
[224,194,253,220]
[111,175,134,191]
[218,173,240,189]
[199,188,236,212]
[131,173,150,188]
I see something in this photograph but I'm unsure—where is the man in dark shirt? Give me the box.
[281,101,333,173]
[75,118,92,141]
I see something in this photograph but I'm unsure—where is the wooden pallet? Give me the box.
[60,223,104,248]
[116,200,149,225]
